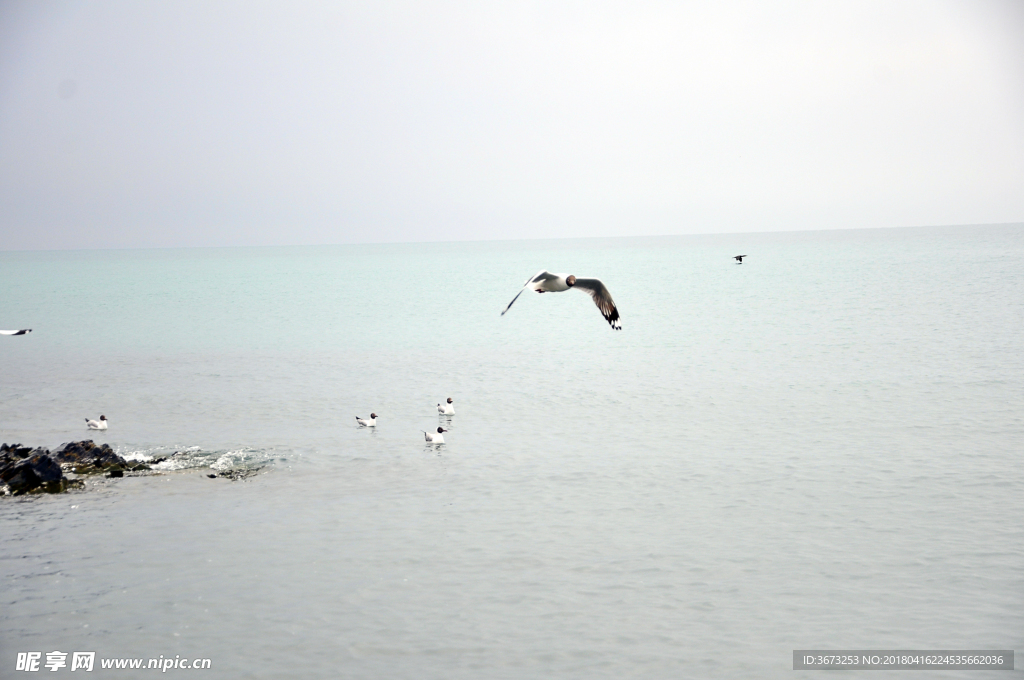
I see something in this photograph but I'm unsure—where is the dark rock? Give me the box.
[1,444,80,495]
[207,474,217,478]
[216,467,262,481]
[52,440,136,474]
[35,478,84,494]
[107,470,124,478]
[0,443,33,459]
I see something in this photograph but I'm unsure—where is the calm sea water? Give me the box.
[2,225,1022,678]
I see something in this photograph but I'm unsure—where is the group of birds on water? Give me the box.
[5,260,749,444]
[356,397,454,444]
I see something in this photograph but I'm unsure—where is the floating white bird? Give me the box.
[501,270,621,330]
[356,413,378,427]
[437,397,454,415]
[0,329,31,336]
[422,426,447,444]
[86,415,108,430]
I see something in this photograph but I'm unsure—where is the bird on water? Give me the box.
[86,415,108,430]
[734,255,746,263]
[356,413,378,427]
[437,397,454,415]
[501,270,621,330]
[0,329,31,335]
[423,427,447,444]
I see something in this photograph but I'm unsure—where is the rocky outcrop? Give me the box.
[0,444,83,495]
[1,440,153,495]
[3,441,259,495]
[51,440,149,474]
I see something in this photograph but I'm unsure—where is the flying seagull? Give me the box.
[0,329,32,335]
[501,270,621,330]
[86,415,108,430]
[734,255,746,263]
[437,397,454,415]
[356,413,378,427]
[423,426,447,444]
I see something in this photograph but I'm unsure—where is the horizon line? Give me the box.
[1,220,1021,254]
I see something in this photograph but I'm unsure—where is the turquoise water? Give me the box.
[2,225,1022,678]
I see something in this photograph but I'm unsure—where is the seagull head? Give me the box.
[100,415,106,421]
[566,275,576,286]
[437,427,446,433]
[446,397,453,404]
[370,413,377,419]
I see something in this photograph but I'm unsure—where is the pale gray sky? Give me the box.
[1,0,1022,250]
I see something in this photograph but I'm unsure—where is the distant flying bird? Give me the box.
[734,255,746,263]
[437,397,454,415]
[423,427,447,444]
[86,415,108,430]
[0,329,31,335]
[356,413,378,427]
[501,270,621,330]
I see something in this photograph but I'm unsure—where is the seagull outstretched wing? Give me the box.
[501,270,558,316]
[572,278,621,330]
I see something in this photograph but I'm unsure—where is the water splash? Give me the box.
[115,444,276,477]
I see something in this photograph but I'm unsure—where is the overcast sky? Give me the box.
[1,1,1022,250]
